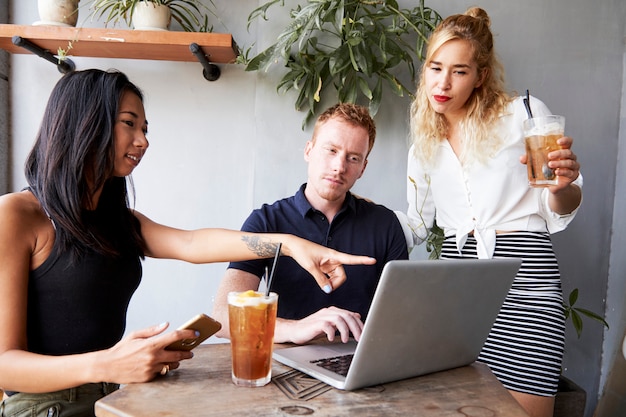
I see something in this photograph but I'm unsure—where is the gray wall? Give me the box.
[597,30,626,415]
[5,1,626,416]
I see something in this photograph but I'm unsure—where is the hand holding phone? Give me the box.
[165,314,222,351]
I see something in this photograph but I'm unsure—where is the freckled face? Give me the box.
[424,39,484,121]
[113,91,149,177]
[304,117,369,204]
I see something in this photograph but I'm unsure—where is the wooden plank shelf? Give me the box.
[0,24,238,64]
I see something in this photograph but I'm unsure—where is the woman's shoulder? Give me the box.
[0,189,33,211]
[0,191,56,267]
[0,190,49,228]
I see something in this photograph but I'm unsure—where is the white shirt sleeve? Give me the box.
[539,173,583,233]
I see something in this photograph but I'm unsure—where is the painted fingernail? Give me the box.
[195,331,201,337]
[323,284,332,294]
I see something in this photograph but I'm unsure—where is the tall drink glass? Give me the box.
[228,290,278,387]
[523,115,565,187]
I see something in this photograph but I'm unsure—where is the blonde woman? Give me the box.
[402,8,582,417]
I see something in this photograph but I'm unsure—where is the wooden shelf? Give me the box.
[0,24,238,63]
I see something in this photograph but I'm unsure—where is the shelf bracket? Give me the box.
[189,43,220,81]
[12,36,75,74]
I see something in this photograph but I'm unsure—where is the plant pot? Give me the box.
[35,0,80,27]
[554,375,586,417]
[132,2,171,31]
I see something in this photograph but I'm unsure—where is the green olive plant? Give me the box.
[243,0,442,128]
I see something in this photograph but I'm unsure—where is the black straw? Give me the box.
[265,242,282,297]
[523,89,534,119]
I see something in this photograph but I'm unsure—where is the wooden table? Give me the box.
[95,343,529,417]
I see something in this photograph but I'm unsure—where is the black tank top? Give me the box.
[27,213,142,355]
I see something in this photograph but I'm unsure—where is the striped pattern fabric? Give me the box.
[440,231,565,396]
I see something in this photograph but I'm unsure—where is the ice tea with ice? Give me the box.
[523,115,565,187]
[228,290,278,387]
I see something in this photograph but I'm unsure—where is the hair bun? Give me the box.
[465,7,491,27]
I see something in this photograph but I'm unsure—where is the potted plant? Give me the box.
[242,0,441,128]
[86,0,216,32]
[36,0,81,27]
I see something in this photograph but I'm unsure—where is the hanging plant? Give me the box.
[244,0,441,128]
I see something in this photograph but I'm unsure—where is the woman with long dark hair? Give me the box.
[0,69,374,416]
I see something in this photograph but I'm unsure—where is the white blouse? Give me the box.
[399,96,583,259]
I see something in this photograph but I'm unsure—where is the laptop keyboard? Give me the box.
[310,354,354,377]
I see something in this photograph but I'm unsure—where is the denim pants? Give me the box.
[0,383,119,417]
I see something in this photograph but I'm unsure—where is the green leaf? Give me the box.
[328,44,352,76]
[346,30,363,46]
[302,110,316,130]
[357,77,373,100]
[563,287,609,338]
[381,72,404,96]
[245,45,277,72]
[337,73,357,104]
[369,77,383,116]
[247,0,284,29]
[334,0,345,32]
[354,43,373,76]
[571,310,583,338]
[347,44,360,72]
[574,307,610,329]
[378,32,388,64]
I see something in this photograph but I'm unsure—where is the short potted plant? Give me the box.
[36,0,81,27]
[87,0,215,32]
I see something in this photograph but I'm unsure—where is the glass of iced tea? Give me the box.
[228,290,278,387]
[523,115,565,187]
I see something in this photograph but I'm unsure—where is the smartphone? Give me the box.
[165,313,222,351]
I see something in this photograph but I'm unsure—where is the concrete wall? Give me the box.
[5,1,626,416]
[595,31,626,416]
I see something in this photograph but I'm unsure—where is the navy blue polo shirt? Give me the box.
[228,184,409,320]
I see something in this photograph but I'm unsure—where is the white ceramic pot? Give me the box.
[36,0,80,27]
[132,2,172,31]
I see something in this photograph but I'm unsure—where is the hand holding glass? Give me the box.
[523,115,565,187]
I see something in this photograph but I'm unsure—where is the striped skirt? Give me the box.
[440,231,565,396]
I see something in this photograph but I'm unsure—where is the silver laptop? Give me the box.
[272,258,520,390]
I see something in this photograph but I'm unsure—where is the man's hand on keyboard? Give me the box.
[274,307,364,344]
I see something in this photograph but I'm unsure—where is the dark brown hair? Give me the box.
[25,69,146,260]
